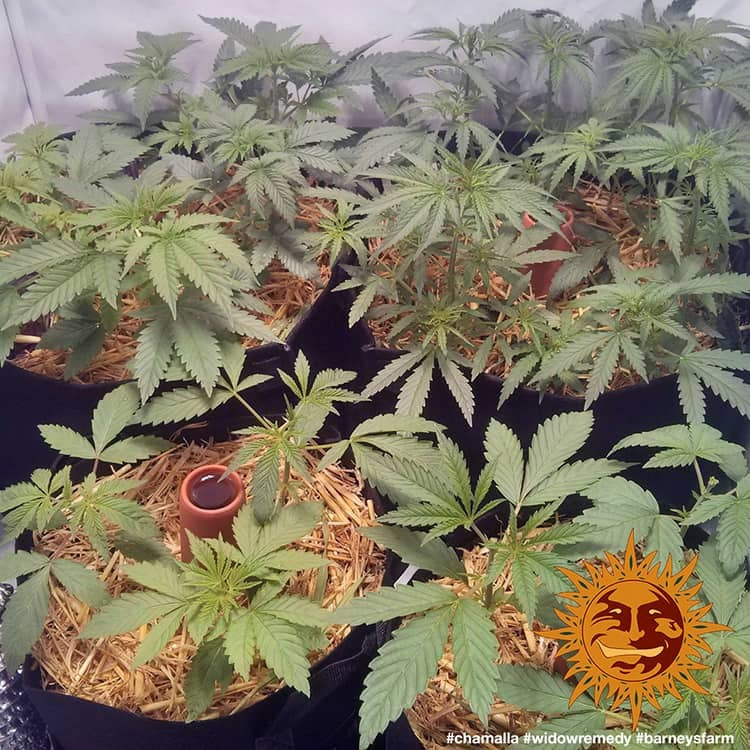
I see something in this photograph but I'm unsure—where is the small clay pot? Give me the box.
[178,464,245,562]
[522,205,576,297]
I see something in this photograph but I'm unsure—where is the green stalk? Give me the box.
[375,256,418,298]
[271,68,280,123]
[233,391,274,430]
[278,455,291,508]
[446,233,460,303]
[484,548,496,609]
[313,517,330,602]
[683,190,701,255]
[545,60,554,124]
[667,77,681,126]
[682,457,708,540]
[471,521,496,610]
[693,457,707,497]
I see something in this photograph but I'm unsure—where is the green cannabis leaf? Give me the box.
[0,551,110,673]
[40,384,172,464]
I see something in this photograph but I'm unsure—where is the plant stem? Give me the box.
[484,548,496,608]
[693,458,706,496]
[683,190,701,255]
[470,521,489,545]
[446,234,460,303]
[470,522,497,609]
[233,391,273,429]
[278,456,291,508]
[667,80,681,126]
[375,256,418,298]
[545,61,554,124]
[271,69,280,123]
[313,517,330,602]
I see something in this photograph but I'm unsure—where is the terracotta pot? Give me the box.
[522,205,576,297]
[178,465,245,562]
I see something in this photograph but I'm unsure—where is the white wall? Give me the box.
[1,0,750,143]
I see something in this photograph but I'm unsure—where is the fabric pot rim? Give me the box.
[5,339,292,392]
[21,619,379,750]
[355,342,747,548]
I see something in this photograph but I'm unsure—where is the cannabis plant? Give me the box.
[0,124,69,233]
[337,140,562,424]
[593,0,750,126]
[334,411,750,747]
[325,410,625,747]
[67,31,196,131]
[201,16,384,124]
[525,117,750,264]
[347,16,524,172]
[147,88,356,281]
[511,11,594,129]
[0,122,283,398]
[0,384,171,672]
[0,359,365,719]
[606,123,750,258]
[495,260,750,419]
[80,500,331,719]
[350,9,595,163]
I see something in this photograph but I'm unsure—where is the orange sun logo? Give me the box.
[538,531,731,729]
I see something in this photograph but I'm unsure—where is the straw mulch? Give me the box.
[11,292,143,384]
[10,192,333,384]
[0,220,34,250]
[32,437,385,721]
[574,180,660,270]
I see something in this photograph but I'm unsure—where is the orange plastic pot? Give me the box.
[178,464,245,562]
[522,205,576,297]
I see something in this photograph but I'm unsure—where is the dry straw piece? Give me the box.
[32,436,385,722]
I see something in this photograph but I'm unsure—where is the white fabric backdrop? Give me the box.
[1,0,750,143]
[0,2,34,144]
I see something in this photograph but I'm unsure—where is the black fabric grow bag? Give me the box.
[1,363,117,490]
[285,252,374,377]
[23,623,384,750]
[22,554,400,750]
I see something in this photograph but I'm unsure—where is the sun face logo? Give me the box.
[538,531,731,728]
